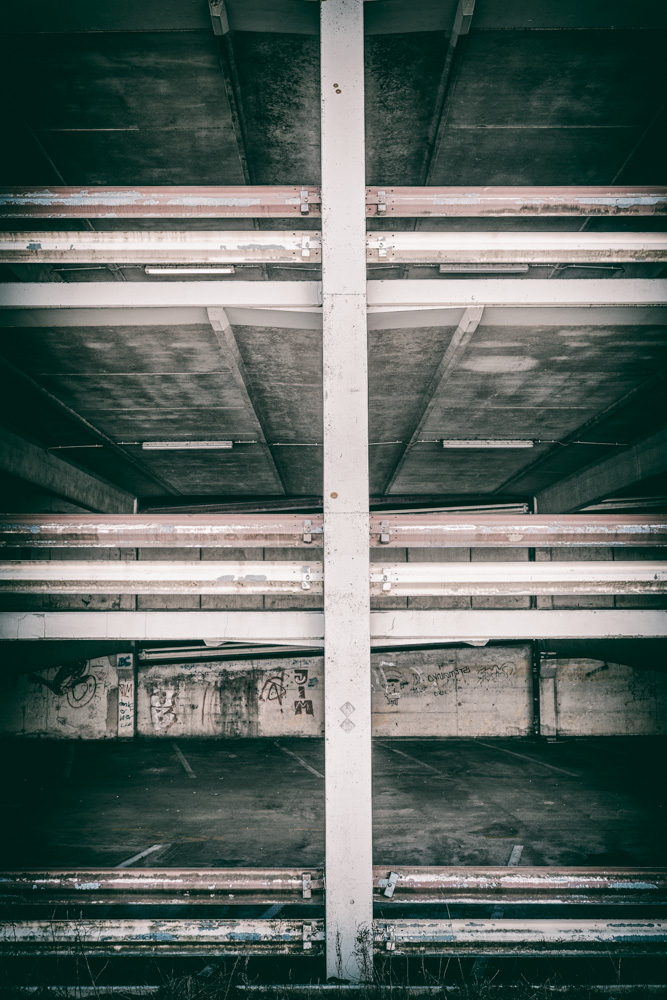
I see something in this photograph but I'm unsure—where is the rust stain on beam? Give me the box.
[0,187,321,219]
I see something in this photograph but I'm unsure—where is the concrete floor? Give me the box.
[1,737,665,869]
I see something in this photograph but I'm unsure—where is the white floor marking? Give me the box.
[474,740,579,778]
[62,744,75,780]
[274,741,324,779]
[377,742,446,776]
[116,843,168,868]
[172,742,196,778]
[507,843,524,866]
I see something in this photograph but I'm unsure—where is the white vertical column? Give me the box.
[320,0,373,983]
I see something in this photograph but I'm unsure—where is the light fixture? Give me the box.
[441,439,534,449]
[144,265,235,275]
[438,263,529,274]
[142,440,234,450]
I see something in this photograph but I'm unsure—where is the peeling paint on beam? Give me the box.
[0,187,321,219]
[0,918,325,956]
[372,919,667,956]
[2,231,665,265]
[0,869,322,896]
[365,186,667,217]
[369,514,667,548]
[2,187,664,220]
[1,560,664,596]
[0,514,323,549]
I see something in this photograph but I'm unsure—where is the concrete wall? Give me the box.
[540,657,667,737]
[1,644,665,739]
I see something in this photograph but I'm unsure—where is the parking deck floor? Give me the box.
[1,736,664,869]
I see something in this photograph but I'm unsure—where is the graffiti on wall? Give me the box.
[30,660,97,708]
[293,668,313,715]
[260,672,287,707]
[150,688,177,732]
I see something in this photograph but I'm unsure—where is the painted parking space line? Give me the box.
[172,742,197,778]
[274,742,324,779]
[474,740,580,778]
[377,742,446,776]
[116,843,169,868]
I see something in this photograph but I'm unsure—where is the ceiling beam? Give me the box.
[3,187,665,220]
[366,186,667,218]
[536,427,667,514]
[1,609,665,642]
[3,231,665,265]
[1,280,665,311]
[382,306,483,494]
[2,513,663,549]
[2,558,664,597]
[207,307,286,493]
[0,426,136,514]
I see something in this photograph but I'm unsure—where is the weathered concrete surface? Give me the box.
[0,735,664,868]
[2,644,665,740]
[542,657,667,737]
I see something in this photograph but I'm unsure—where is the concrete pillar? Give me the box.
[321,0,373,982]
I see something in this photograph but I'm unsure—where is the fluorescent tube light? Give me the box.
[144,265,236,275]
[142,440,234,450]
[442,439,534,449]
[438,263,529,274]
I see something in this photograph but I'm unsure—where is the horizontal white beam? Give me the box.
[0,231,321,264]
[2,231,665,264]
[0,281,322,310]
[370,561,667,596]
[367,279,667,309]
[1,280,665,313]
[3,560,665,596]
[1,610,665,642]
[365,231,667,263]
[0,560,322,595]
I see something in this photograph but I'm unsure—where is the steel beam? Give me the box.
[1,918,663,958]
[2,559,664,596]
[537,427,667,514]
[0,187,321,219]
[367,561,667,596]
[1,610,665,642]
[0,231,321,265]
[2,187,664,220]
[321,0,372,981]
[6,867,662,900]
[1,280,665,312]
[2,231,665,265]
[0,560,322,595]
[365,231,667,263]
[368,513,667,548]
[0,919,325,957]
[0,427,136,515]
[365,186,667,218]
[0,513,323,548]
[3,513,662,550]
[371,919,667,957]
